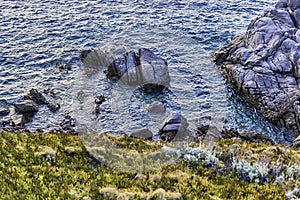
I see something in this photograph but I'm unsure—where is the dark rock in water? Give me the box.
[197,116,212,135]
[292,135,300,148]
[212,0,300,138]
[0,108,10,116]
[14,100,39,114]
[60,114,76,134]
[47,103,61,113]
[10,114,25,127]
[25,88,47,105]
[95,95,106,105]
[94,94,106,115]
[146,101,166,115]
[24,88,60,113]
[159,113,189,142]
[129,128,153,140]
[107,48,170,87]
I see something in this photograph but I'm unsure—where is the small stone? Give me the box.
[147,101,166,114]
[10,114,25,126]
[129,128,153,140]
[0,108,10,116]
[14,100,39,113]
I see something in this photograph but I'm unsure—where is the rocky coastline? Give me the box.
[213,0,300,144]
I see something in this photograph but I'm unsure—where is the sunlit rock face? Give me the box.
[213,0,300,138]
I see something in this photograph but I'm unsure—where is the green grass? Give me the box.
[0,131,297,199]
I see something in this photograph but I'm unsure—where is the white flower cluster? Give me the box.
[182,146,220,167]
[231,158,269,183]
[286,187,300,200]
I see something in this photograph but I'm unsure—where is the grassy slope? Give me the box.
[0,131,298,200]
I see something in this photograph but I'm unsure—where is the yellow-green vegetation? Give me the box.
[0,131,299,199]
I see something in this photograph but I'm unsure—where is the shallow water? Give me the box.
[1,0,290,143]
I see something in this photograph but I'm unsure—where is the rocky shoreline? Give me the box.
[213,0,300,143]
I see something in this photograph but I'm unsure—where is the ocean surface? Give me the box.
[1,0,290,143]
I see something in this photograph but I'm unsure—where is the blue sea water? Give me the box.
[1,0,290,143]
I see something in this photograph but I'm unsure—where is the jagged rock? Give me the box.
[0,108,10,116]
[129,128,153,140]
[146,101,166,114]
[292,135,300,148]
[213,0,300,138]
[24,88,47,104]
[107,48,171,87]
[14,100,39,114]
[94,94,106,115]
[10,114,25,127]
[159,113,189,142]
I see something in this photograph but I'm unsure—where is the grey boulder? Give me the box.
[107,48,171,87]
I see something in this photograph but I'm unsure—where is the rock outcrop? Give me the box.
[213,0,300,138]
[107,48,170,87]
[159,113,190,142]
[81,47,171,87]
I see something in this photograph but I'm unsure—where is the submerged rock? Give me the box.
[0,108,10,116]
[146,101,166,114]
[213,0,300,138]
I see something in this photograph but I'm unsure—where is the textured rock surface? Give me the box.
[0,108,10,116]
[213,0,300,138]
[14,100,39,113]
[159,113,190,142]
[108,48,170,87]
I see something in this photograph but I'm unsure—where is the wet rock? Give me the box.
[197,116,212,135]
[159,113,189,142]
[292,135,300,148]
[47,103,60,113]
[60,114,76,134]
[129,128,153,140]
[80,46,126,67]
[0,108,10,116]
[212,0,300,138]
[10,114,25,127]
[14,100,39,114]
[24,88,47,105]
[94,94,106,115]
[146,101,166,114]
[107,48,170,87]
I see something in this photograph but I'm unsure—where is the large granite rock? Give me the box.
[107,48,170,87]
[213,0,300,138]
[81,47,171,87]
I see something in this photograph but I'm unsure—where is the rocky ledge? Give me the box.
[213,0,300,139]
